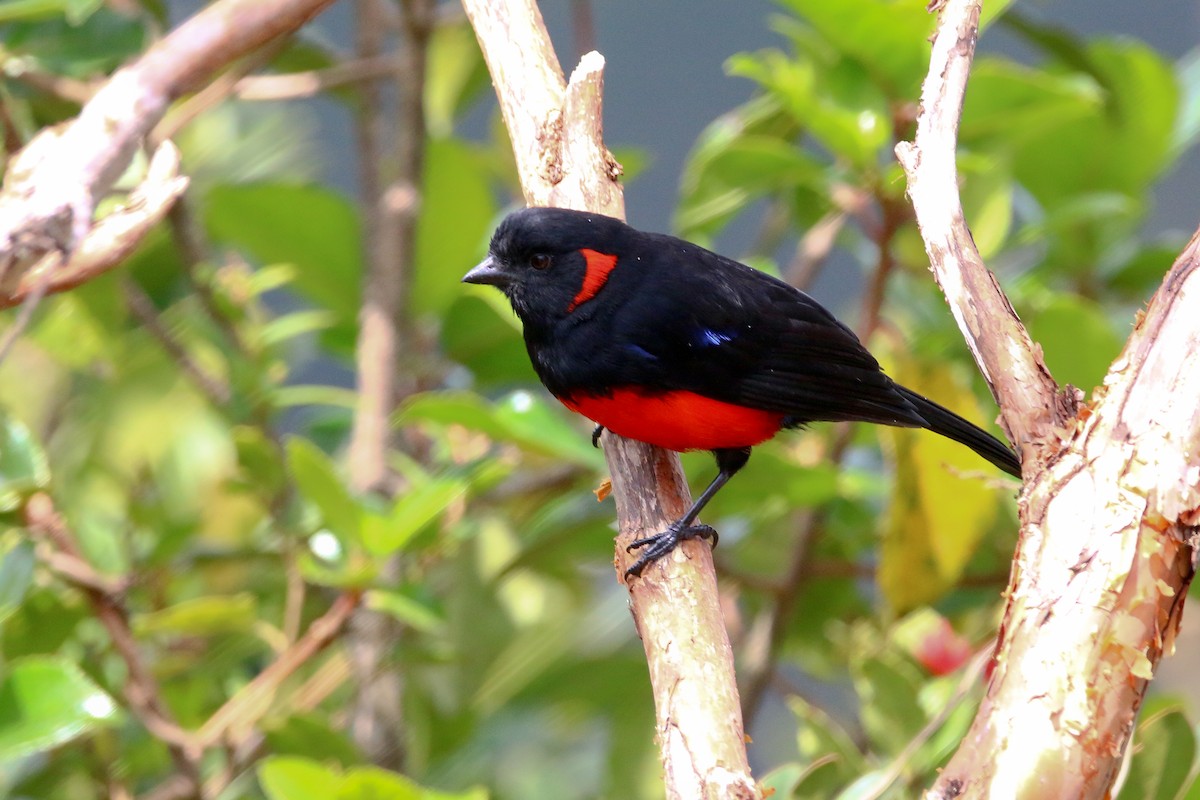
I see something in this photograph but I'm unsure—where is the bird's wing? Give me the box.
[612,245,925,428]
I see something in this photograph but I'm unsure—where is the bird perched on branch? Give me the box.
[463,207,1021,578]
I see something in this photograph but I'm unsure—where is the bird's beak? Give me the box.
[462,255,509,287]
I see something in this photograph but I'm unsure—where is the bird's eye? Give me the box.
[530,253,552,270]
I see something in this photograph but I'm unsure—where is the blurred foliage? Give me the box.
[0,1,1198,799]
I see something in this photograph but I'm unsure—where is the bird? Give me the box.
[463,207,1021,578]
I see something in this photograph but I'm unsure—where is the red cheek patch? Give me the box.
[567,249,619,312]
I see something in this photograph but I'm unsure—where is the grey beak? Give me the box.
[462,255,509,287]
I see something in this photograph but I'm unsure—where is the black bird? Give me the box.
[463,207,1020,577]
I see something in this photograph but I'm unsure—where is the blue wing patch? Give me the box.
[694,328,734,347]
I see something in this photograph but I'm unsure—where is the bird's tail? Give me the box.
[895,386,1022,478]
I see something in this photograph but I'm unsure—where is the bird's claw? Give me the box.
[591,425,605,448]
[624,523,718,579]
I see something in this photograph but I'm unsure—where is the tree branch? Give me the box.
[896,1,1199,796]
[23,493,204,794]
[0,0,338,290]
[462,2,756,796]
[894,0,1072,466]
[0,141,187,310]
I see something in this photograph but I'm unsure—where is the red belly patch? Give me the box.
[560,389,784,452]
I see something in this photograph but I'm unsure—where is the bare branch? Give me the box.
[894,0,1070,466]
[896,1,1199,796]
[344,0,436,768]
[463,2,755,795]
[195,591,360,749]
[0,0,338,289]
[24,493,204,793]
[0,141,188,311]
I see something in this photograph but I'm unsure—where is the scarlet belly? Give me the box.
[560,389,784,452]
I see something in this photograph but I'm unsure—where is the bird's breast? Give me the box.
[558,388,784,452]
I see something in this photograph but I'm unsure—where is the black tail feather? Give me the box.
[895,386,1022,479]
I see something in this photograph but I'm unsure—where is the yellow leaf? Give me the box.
[878,358,1000,613]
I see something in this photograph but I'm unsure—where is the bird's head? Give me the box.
[463,207,633,325]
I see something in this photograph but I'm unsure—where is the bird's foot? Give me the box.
[625,522,718,579]
[591,425,605,448]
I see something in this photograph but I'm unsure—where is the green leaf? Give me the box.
[361,476,467,556]
[727,50,888,168]
[777,0,935,100]
[0,539,35,628]
[0,656,119,759]
[259,756,341,800]
[878,361,1000,613]
[274,385,360,411]
[259,757,486,800]
[1117,703,1196,800]
[363,589,443,633]
[263,713,363,767]
[424,18,489,136]
[286,438,361,542]
[414,138,496,315]
[206,183,362,334]
[676,95,799,237]
[233,425,287,497]
[852,653,927,754]
[260,310,336,347]
[788,695,865,793]
[337,767,425,800]
[0,415,49,512]
[132,593,258,637]
[1173,50,1200,155]
[1023,294,1123,394]
[697,135,827,194]
[959,153,1014,259]
[398,391,603,469]
[441,294,528,388]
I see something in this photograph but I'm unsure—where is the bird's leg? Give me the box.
[625,447,751,578]
[591,424,605,448]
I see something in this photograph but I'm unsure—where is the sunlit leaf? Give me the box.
[361,476,467,556]
[0,414,49,512]
[0,539,35,628]
[398,391,603,468]
[1117,701,1196,800]
[132,593,258,637]
[286,438,361,542]
[424,18,490,136]
[777,0,934,100]
[0,656,119,759]
[259,756,341,800]
[363,589,443,632]
[878,361,1000,613]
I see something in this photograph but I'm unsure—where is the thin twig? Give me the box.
[194,591,360,749]
[124,280,231,406]
[235,55,404,100]
[24,493,204,793]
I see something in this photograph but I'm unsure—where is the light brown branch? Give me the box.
[124,279,231,406]
[235,55,404,100]
[894,0,1069,466]
[194,591,360,749]
[24,493,203,794]
[344,0,435,769]
[463,2,755,796]
[897,1,1199,797]
[0,141,187,310]
[0,0,338,289]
